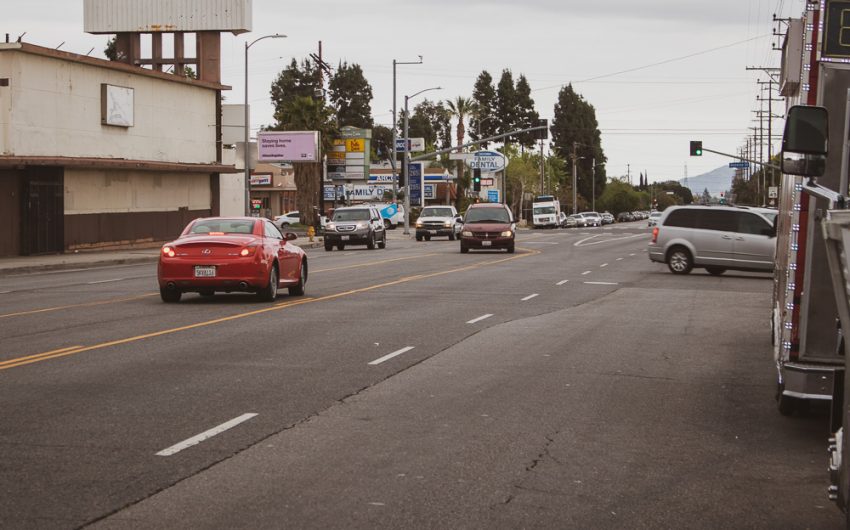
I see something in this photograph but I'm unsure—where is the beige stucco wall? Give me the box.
[0,47,217,163]
[64,168,210,215]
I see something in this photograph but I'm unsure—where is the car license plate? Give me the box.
[482,241,492,247]
[429,230,437,235]
[194,265,216,277]
[341,235,350,241]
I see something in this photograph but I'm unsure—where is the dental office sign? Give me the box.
[467,151,508,172]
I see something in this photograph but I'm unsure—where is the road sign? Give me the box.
[395,138,425,152]
[768,186,778,199]
[467,151,508,172]
[408,162,423,207]
[729,161,750,169]
[487,190,500,203]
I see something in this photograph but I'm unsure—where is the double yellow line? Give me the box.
[0,248,538,372]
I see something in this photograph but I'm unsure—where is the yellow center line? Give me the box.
[312,253,440,274]
[1,248,540,372]
[0,293,159,320]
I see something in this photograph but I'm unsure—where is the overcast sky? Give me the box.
[5,0,805,182]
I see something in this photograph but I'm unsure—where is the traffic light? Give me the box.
[534,119,549,140]
[473,168,481,192]
[689,141,703,156]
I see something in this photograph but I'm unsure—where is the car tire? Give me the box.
[288,261,306,296]
[667,246,693,275]
[416,235,423,242]
[367,232,376,250]
[425,234,431,241]
[160,287,181,303]
[706,266,726,276]
[460,243,469,254]
[337,244,345,251]
[258,265,279,302]
[378,234,386,249]
[324,242,333,251]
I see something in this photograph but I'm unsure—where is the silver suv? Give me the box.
[324,205,387,251]
[415,205,462,241]
[648,205,776,275]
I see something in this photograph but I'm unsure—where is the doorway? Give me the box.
[21,167,64,255]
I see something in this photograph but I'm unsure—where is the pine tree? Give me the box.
[328,62,373,129]
[514,74,539,149]
[495,69,518,141]
[470,71,497,147]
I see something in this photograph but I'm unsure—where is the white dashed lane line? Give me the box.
[156,413,258,457]
[582,271,592,276]
[467,314,494,325]
[521,294,539,301]
[556,280,569,286]
[87,278,125,285]
[600,263,608,268]
[584,281,619,286]
[369,346,415,366]
[616,258,624,261]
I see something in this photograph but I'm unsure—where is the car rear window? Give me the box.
[190,220,255,234]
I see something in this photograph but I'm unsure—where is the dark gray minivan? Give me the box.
[648,206,776,275]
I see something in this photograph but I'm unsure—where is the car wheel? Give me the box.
[378,233,386,249]
[706,266,726,276]
[288,260,306,296]
[449,232,456,241]
[324,242,333,251]
[460,243,469,254]
[367,232,376,250]
[667,246,693,275]
[160,287,181,303]
[258,265,278,302]
[337,244,345,251]
[416,235,423,242]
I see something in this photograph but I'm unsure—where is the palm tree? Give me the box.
[446,97,473,207]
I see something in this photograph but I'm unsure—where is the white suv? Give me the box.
[415,205,463,241]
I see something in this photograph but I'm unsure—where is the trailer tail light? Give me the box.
[651,227,659,244]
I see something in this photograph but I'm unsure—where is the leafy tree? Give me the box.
[371,125,394,163]
[270,59,323,118]
[505,150,540,220]
[514,75,539,149]
[551,84,607,204]
[328,61,373,129]
[104,37,119,61]
[597,180,641,215]
[399,99,452,151]
[470,71,498,147]
[446,96,475,208]
[495,69,518,141]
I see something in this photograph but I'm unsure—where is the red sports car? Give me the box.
[157,217,307,303]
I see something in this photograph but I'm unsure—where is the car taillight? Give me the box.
[651,227,659,244]
[240,246,258,257]
[162,246,175,258]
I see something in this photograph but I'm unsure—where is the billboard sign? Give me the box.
[257,131,319,162]
[467,151,508,172]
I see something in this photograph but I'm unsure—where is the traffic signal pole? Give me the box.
[696,146,781,171]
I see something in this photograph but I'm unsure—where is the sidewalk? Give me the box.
[0,237,324,277]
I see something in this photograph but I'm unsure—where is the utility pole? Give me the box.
[570,142,579,214]
[757,79,783,195]
[391,56,424,204]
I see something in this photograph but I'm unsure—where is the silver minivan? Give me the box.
[648,206,776,275]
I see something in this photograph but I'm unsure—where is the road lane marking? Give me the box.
[0,290,11,294]
[0,346,84,368]
[521,294,539,301]
[600,263,608,268]
[467,314,494,324]
[556,280,569,286]
[312,253,439,274]
[86,278,125,285]
[368,346,415,366]
[2,249,540,371]
[616,258,624,261]
[584,281,619,286]
[582,271,592,275]
[574,234,645,247]
[0,294,159,320]
[629,253,636,256]
[522,241,559,245]
[156,413,258,457]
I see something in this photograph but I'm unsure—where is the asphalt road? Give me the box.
[0,223,842,529]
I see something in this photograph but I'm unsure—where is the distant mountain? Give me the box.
[679,165,736,197]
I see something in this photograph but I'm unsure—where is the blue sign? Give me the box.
[729,161,750,169]
[408,162,423,207]
[487,190,500,203]
[380,203,398,219]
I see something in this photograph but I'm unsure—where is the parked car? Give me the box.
[323,205,387,251]
[157,217,307,303]
[559,211,568,227]
[617,212,634,223]
[580,211,603,227]
[273,211,301,228]
[459,203,516,253]
[563,214,578,228]
[570,214,587,227]
[601,212,615,225]
[415,205,463,241]
[648,205,776,275]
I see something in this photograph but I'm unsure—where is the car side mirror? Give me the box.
[781,105,828,177]
[284,232,298,241]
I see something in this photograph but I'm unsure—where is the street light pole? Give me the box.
[391,56,423,204]
[571,142,578,215]
[244,33,286,216]
[403,86,442,235]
